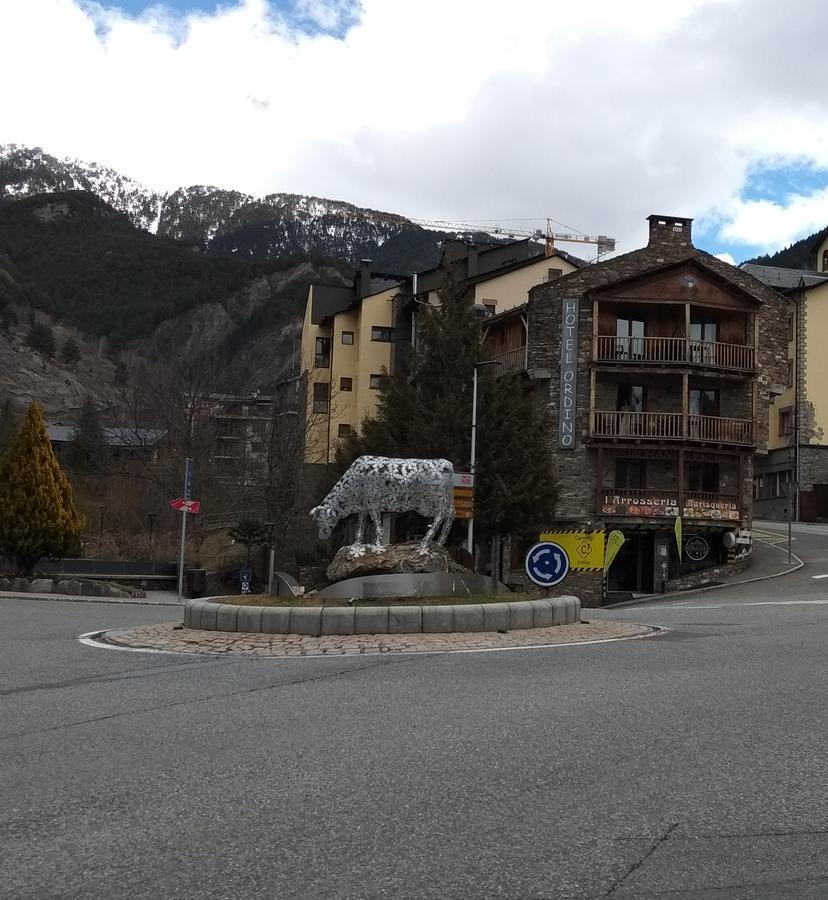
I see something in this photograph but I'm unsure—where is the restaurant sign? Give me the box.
[682,499,740,521]
[600,494,680,517]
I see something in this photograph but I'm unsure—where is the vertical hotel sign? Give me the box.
[559,297,579,448]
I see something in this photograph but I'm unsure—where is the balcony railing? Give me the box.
[594,336,755,371]
[593,410,684,440]
[592,411,754,445]
[485,345,527,376]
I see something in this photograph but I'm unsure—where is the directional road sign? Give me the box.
[170,498,201,514]
[525,540,570,588]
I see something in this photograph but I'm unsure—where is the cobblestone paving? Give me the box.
[96,620,657,657]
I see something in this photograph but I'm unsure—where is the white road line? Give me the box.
[620,599,828,610]
[812,574,828,579]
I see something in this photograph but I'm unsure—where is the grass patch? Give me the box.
[208,592,543,608]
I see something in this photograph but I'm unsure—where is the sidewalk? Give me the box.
[606,534,803,608]
[0,588,182,606]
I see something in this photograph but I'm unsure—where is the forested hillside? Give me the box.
[0,191,349,348]
[745,228,827,270]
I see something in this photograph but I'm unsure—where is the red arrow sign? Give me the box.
[170,498,201,514]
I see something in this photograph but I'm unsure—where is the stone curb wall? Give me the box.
[183,596,581,635]
[0,576,146,599]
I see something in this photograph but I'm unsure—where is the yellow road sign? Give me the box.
[539,530,605,571]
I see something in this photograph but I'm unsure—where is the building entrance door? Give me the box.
[606,531,655,595]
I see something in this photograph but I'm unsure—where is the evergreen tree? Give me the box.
[0,397,20,456]
[338,273,558,543]
[66,396,110,475]
[343,272,480,466]
[26,321,56,358]
[228,518,266,565]
[60,337,82,364]
[0,403,84,574]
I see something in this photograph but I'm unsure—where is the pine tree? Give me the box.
[0,396,20,456]
[66,396,110,475]
[0,403,84,574]
[337,272,558,544]
[342,272,480,466]
[26,321,56,358]
[60,337,82,364]
[228,518,266,565]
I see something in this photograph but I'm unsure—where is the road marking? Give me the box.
[812,574,828,579]
[621,599,828,610]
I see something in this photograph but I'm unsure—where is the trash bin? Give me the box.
[185,568,207,599]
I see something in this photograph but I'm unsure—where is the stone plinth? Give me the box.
[327,541,469,583]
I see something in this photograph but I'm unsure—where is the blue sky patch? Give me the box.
[102,1,359,37]
[694,162,828,262]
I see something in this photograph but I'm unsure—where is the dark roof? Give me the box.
[531,237,781,308]
[739,263,828,292]
[47,424,166,448]
[309,283,353,324]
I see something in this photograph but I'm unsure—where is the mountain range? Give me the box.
[0,144,449,272]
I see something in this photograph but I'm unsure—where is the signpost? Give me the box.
[525,541,570,588]
[175,458,201,602]
[454,472,475,523]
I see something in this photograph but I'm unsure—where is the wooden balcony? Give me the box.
[485,345,527,376]
[591,411,755,446]
[594,336,755,372]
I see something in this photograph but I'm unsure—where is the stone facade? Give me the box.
[521,215,788,602]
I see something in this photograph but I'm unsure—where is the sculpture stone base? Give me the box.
[327,541,469,583]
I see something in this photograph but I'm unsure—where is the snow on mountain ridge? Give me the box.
[0,144,428,266]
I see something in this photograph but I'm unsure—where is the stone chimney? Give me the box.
[358,259,372,298]
[647,215,693,249]
[466,243,479,277]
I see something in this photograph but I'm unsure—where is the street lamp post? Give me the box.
[264,521,276,595]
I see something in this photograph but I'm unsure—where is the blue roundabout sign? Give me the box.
[524,541,570,588]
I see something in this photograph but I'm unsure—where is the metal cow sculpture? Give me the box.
[310,456,455,554]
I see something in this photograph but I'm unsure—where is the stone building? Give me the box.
[486,215,789,604]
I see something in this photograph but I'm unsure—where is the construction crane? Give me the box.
[410,217,616,259]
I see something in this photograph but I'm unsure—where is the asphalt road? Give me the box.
[1,527,827,899]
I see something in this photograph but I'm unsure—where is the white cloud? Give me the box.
[2,0,828,254]
[718,190,828,250]
[714,252,736,265]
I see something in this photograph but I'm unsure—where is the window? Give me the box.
[787,360,794,388]
[369,373,383,390]
[341,331,354,345]
[616,315,645,359]
[617,384,646,412]
[484,303,496,317]
[312,382,329,413]
[614,458,646,490]
[779,407,793,436]
[337,424,352,438]
[546,268,563,281]
[687,462,718,493]
[823,249,828,273]
[753,475,763,500]
[690,318,718,343]
[689,388,719,417]
[340,377,353,392]
[787,314,795,341]
[314,337,331,368]
[371,326,394,342]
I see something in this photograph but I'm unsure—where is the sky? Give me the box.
[3,0,828,263]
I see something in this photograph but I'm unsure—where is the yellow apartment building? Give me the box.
[300,240,581,463]
[743,229,828,520]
